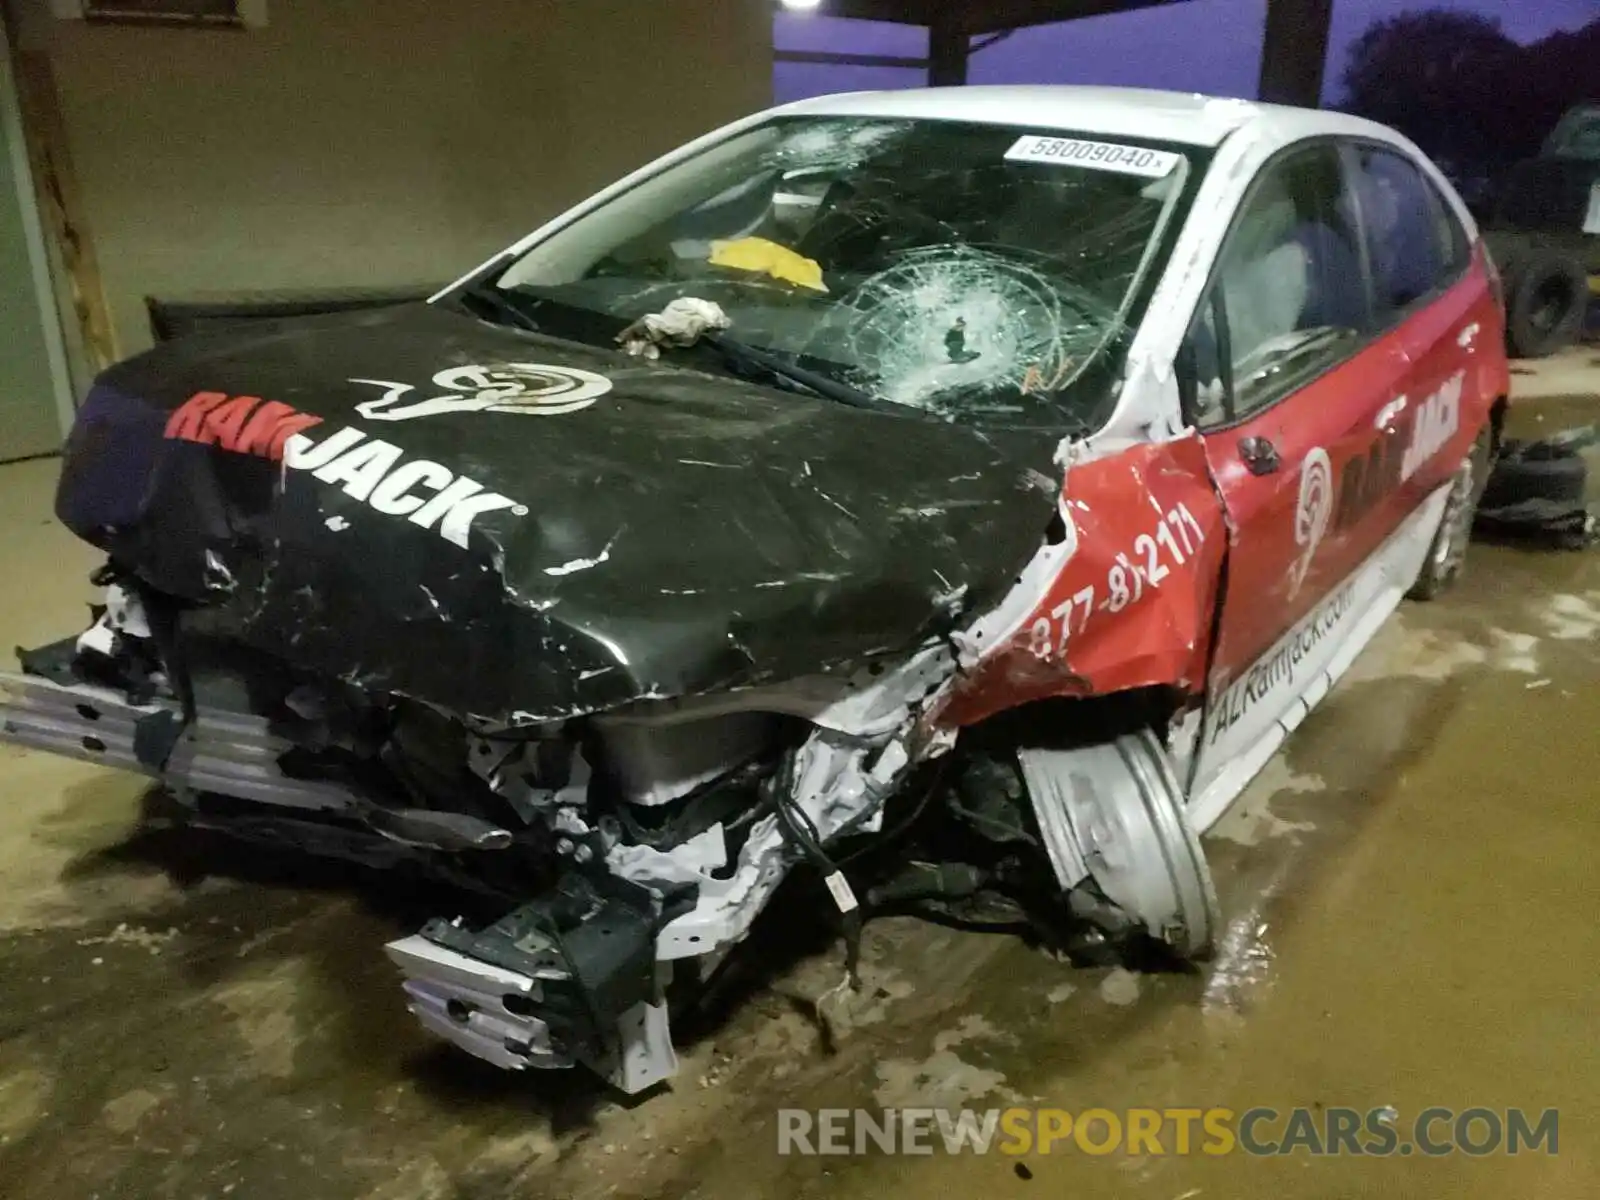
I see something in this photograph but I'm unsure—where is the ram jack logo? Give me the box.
[351,363,612,422]
[1399,370,1463,484]
[164,391,527,550]
[1288,447,1333,599]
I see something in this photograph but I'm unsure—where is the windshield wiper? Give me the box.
[453,282,541,333]
[701,333,885,412]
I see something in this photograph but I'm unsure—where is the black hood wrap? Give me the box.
[56,303,1064,722]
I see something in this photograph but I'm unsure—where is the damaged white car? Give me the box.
[2,86,1509,1093]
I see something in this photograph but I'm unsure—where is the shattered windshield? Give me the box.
[485,116,1194,428]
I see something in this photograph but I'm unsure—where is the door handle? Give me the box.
[1238,436,1280,476]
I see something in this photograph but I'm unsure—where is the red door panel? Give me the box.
[1383,261,1506,533]
[1341,147,1510,555]
[1201,333,1408,688]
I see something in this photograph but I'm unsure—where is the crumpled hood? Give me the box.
[57,302,1062,720]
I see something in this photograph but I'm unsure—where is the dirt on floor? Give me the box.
[0,380,1596,1200]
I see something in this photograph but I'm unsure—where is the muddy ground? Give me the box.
[0,385,1596,1199]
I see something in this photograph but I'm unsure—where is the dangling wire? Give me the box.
[770,751,864,988]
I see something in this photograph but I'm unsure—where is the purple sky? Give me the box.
[774,0,1599,103]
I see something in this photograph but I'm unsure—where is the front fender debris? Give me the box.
[933,434,1227,729]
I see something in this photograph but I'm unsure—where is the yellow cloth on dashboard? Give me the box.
[709,237,829,293]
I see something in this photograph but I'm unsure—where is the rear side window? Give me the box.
[1350,145,1470,322]
[1429,182,1473,278]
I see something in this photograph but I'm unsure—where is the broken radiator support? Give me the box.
[386,872,688,1094]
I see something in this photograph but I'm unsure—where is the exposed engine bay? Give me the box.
[1,574,1216,1093]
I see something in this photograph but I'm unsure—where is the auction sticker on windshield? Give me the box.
[1005,135,1180,178]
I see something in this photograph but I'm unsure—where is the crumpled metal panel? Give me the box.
[54,303,1062,724]
[932,434,1228,729]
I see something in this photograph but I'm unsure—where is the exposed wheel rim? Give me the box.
[1018,731,1218,959]
[1432,446,1480,580]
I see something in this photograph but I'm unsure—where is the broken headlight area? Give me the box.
[0,572,1217,1094]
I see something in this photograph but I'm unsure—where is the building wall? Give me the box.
[17,0,770,355]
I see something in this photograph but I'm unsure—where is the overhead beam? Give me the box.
[1257,0,1334,107]
[775,49,929,68]
[956,0,1194,35]
[810,0,1195,36]
[802,0,939,25]
[781,0,1202,92]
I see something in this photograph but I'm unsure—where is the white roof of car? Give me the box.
[778,85,1404,151]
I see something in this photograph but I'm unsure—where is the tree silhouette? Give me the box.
[1340,10,1600,185]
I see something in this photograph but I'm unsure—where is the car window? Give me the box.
[1187,143,1366,427]
[1180,287,1225,426]
[1427,178,1473,278]
[487,117,1197,431]
[1350,145,1467,321]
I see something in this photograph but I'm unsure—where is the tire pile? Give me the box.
[1476,426,1599,549]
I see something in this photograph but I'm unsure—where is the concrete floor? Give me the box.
[0,359,1597,1199]
[1511,341,1600,400]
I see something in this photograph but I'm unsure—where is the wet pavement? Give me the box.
[0,389,1597,1199]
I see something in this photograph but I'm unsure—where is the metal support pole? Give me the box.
[1258,0,1335,107]
[928,14,969,86]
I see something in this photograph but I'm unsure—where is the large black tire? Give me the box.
[1409,425,1494,600]
[1479,437,1589,512]
[1473,433,1595,548]
[1502,248,1588,359]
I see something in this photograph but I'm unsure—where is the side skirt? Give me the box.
[1185,482,1451,835]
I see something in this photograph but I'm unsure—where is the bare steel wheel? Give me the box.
[1018,730,1218,959]
[1409,425,1493,600]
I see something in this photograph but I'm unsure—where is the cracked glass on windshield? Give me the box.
[487,116,1194,429]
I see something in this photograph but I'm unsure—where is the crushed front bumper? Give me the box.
[0,660,357,813]
[385,874,681,1093]
[0,651,682,1094]
[386,934,577,1071]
